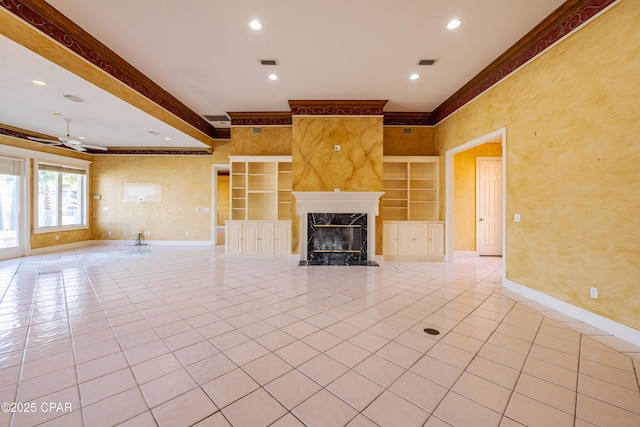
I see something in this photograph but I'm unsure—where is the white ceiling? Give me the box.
[0,0,566,150]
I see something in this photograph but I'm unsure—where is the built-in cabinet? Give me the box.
[383,156,444,260]
[225,220,291,255]
[226,156,292,255]
[383,222,444,260]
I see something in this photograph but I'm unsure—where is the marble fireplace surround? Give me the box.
[293,192,384,264]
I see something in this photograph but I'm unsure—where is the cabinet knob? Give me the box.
[479,218,484,222]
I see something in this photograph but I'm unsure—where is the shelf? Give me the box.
[383,157,439,222]
[231,157,292,222]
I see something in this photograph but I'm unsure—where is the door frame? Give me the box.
[476,157,503,256]
[445,128,506,276]
[212,164,230,246]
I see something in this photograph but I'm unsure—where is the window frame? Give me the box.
[33,160,89,233]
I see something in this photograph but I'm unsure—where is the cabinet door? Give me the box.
[258,222,275,254]
[397,223,413,256]
[274,222,291,255]
[243,222,260,255]
[383,223,399,256]
[225,222,244,255]
[411,224,429,257]
[428,223,445,257]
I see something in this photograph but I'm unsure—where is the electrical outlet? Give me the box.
[590,287,598,299]
[185,231,189,237]
[108,230,112,236]
[55,235,60,241]
[144,231,150,237]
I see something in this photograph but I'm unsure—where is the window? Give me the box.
[36,163,87,229]
[0,156,22,249]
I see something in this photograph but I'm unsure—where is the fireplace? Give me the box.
[307,213,367,265]
[293,192,384,266]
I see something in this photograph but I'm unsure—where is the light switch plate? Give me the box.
[514,213,521,222]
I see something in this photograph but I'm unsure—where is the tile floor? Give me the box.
[0,245,639,427]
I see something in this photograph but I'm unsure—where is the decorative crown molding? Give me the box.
[228,112,293,127]
[212,128,231,139]
[289,100,388,116]
[383,112,434,126]
[433,0,618,122]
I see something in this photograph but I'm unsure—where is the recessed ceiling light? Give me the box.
[249,19,262,30]
[164,137,171,141]
[32,80,47,86]
[446,18,462,30]
[268,74,278,81]
[78,136,86,140]
[409,73,420,80]
[63,94,85,103]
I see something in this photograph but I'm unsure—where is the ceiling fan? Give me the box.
[28,118,107,152]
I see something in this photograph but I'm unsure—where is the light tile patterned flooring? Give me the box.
[0,245,639,427]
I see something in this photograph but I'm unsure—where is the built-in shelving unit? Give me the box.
[382,156,439,221]
[382,156,443,260]
[229,156,293,221]
[226,156,293,256]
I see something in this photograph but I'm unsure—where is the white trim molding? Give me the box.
[292,191,384,263]
[504,278,640,347]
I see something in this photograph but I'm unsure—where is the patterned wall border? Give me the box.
[433,0,618,122]
[228,112,293,127]
[1,0,217,138]
[383,112,434,126]
[289,100,388,116]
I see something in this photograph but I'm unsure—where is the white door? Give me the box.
[258,222,274,254]
[428,223,444,257]
[0,156,25,260]
[383,223,398,256]
[243,222,260,254]
[274,222,291,255]
[397,223,413,256]
[477,158,502,256]
[225,222,243,255]
[412,224,429,257]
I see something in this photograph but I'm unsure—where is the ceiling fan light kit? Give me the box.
[27,118,107,152]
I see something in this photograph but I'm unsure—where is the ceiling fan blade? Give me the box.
[80,143,108,151]
[27,136,63,145]
[63,142,86,152]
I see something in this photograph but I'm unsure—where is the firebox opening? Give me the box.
[313,225,362,253]
[304,213,376,266]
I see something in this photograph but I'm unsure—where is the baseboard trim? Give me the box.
[503,278,640,347]
[455,251,478,257]
[92,239,214,246]
[29,240,93,255]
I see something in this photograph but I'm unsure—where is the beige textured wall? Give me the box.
[435,1,640,329]
[91,140,230,242]
[292,117,383,191]
[454,143,502,251]
[383,127,434,156]
[231,127,292,155]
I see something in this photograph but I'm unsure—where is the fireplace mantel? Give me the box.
[293,191,384,264]
[292,191,384,215]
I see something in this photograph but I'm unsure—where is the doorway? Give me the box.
[445,128,506,269]
[212,165,230,246]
